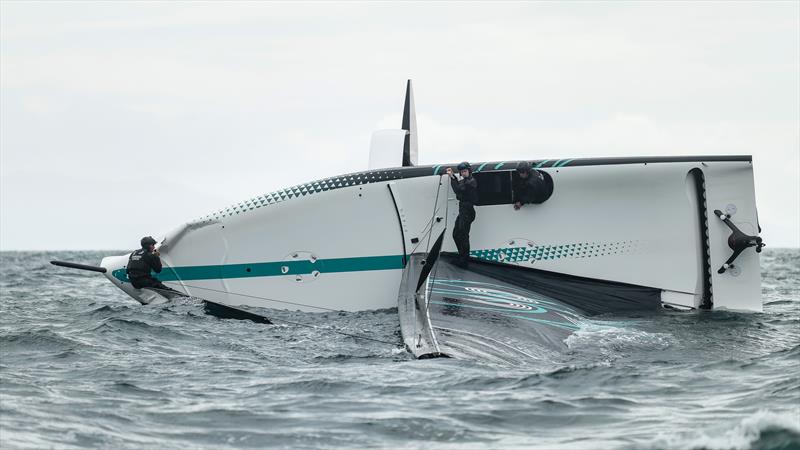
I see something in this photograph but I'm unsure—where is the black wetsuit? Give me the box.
[126,248,171,291]
[513,170,550,205]
[450,174,479,266]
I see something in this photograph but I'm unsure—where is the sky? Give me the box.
[1,1,798,250]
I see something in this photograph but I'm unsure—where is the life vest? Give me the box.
[126,249,151,278]
[452,176,479,205]
[516,170,554,204]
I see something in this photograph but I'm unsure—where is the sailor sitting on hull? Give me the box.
[447,162,478,268]
[512,161,551,210]
[126,236,178,294]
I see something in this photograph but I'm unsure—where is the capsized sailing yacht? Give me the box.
[53,81,765,357]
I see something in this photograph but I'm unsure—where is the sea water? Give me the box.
[1,249,798,449]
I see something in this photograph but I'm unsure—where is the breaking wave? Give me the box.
[644,409,800,450]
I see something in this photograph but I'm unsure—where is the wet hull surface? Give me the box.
[426,256,586,363]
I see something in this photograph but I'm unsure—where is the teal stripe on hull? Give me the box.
[112,255,406,283]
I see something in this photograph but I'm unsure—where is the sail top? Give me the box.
[401,79,418,166]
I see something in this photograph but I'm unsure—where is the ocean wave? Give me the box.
[110,381,164,396]
[312,350,410,363]
[564,322,674,353]
[267,378,367,393]
[643,409,800,450]
[83,304,133,316]
[89,317,159,332]
[0,329,87,351]
[87,317,193,341]
[764,300,798,306]
[2,249,798,450]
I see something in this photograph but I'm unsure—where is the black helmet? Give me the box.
[516,161,532,174]
[140,236,157,248]
[456,161,472,172]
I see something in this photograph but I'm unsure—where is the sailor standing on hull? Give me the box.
[126,236,177,293]
[447,162,479,268]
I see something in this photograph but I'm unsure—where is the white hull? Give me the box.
[102,157,762,313]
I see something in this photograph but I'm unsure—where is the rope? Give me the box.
[412,175,448,341]
[407,175,447,255]
[166,282,340,312]
[424,175,445,254]
[163,281,400,346]
[426,180,451,307]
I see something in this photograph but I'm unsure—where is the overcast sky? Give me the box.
[1,1,798,250]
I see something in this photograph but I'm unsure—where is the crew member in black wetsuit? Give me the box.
[512,161,550,210]
[126,236,175,292]
[447,162,479,268]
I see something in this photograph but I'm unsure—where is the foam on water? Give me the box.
[566,321,675,354]
[1,249,798,450]
[645,409,800,450]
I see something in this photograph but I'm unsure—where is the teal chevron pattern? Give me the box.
[471,241,637,263]
[194,169,402,224]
